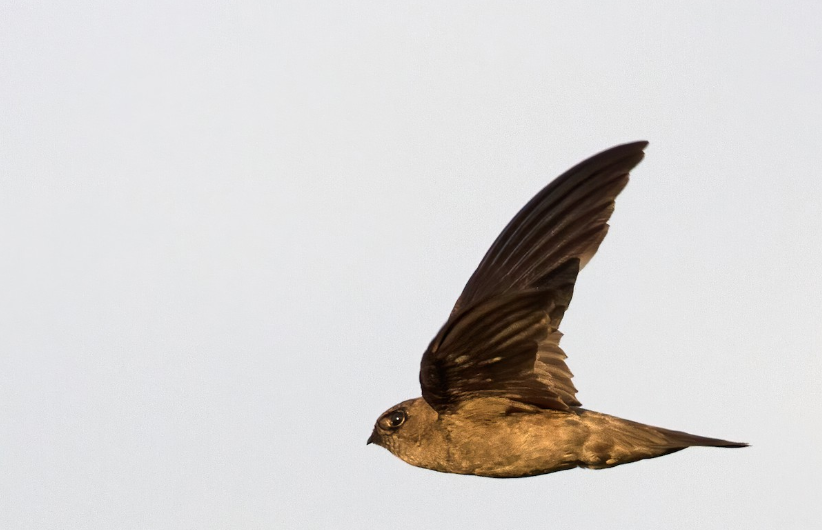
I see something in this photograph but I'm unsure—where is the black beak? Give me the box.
[367,430,379,446]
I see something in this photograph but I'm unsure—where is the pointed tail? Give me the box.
[655,426,748,449]
[576,410,747,470]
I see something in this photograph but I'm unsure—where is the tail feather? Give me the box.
[576,410,747,470]
[656,426,748,449]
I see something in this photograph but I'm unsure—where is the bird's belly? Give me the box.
[441,413,584,478]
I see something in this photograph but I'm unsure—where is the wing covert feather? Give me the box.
[420,260,579,412]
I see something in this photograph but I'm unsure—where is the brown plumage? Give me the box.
[367,142,746,478]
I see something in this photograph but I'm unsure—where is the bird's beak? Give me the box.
[367,429,379,446]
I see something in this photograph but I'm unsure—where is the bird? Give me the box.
[367,141,747,478]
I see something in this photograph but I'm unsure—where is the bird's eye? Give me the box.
[389,410,406,427]
[380,409,407,430]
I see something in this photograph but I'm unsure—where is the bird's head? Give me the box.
[367,397,437,457]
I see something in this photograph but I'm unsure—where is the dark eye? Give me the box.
[381,409,406,429]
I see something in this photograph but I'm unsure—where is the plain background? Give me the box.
[2,2,821,529]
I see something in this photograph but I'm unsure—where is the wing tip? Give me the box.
[598,140,650,163]
[615,140,649,151]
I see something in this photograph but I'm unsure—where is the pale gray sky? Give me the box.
[2,2,821,529]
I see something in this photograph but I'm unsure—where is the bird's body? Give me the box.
[374,398,745,478]
[368,142,746,477]
[373,397,744,478]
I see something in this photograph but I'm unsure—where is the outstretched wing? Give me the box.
[419,142,648,413]
[451,141,647,314]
